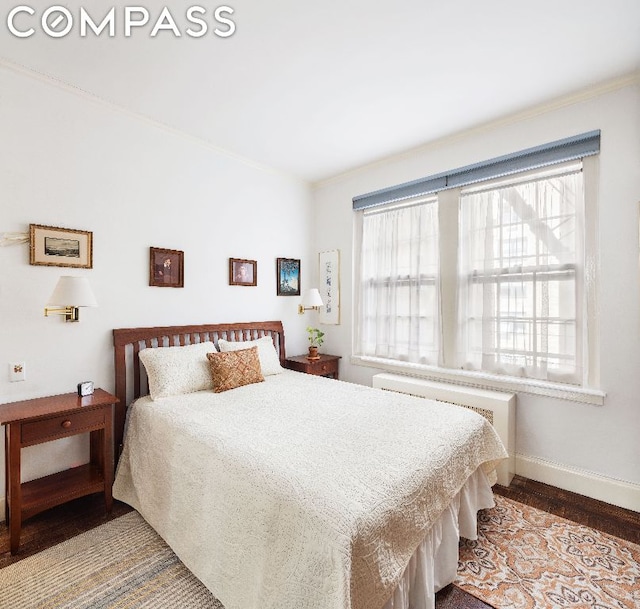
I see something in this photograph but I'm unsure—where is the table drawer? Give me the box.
[317,362,337,375]
[308,360,338,376]
[21,408,105,445]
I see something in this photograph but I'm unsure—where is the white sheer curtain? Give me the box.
[456,167,584,383]
[356,199,439,364]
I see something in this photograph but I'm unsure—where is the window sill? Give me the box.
[350,355,605,405]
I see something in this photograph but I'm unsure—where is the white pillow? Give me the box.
[139,341,217,400]
[217,336,283,376]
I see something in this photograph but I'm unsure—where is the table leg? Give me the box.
[3,426,8,525]
[89,405,114,513]
[6,424,22,554]
[104,404,114,512]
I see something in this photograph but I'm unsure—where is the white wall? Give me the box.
[2,63,639,516]
[0,64,313,509]
[313,79,640,509]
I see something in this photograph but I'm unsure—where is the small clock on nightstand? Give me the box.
[77,381,94,397]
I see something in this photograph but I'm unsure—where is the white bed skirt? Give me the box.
[383,467,494,609]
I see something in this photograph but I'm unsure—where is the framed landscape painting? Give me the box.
[29,224,93,269]
[276,258,300,296]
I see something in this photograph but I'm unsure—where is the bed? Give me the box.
[111,320,507,609]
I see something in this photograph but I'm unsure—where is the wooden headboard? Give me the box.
[112,320,286,455]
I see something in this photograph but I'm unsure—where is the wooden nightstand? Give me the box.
[284,354,341,379]
[0,389,118,554]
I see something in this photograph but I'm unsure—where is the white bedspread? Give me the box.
[113,370,507,609]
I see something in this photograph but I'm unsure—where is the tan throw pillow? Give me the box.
[207,347,265,393]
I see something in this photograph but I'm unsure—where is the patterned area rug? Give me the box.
[0,511,222,609]
[457,495,640,609]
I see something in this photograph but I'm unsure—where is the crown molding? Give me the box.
[0,56,307,184]
[315,71,640,190]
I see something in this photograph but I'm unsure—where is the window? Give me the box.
[355,160,596,392]
[356,199,440,365]
[456,167,584,383]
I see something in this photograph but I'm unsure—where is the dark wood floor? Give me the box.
[494,475,640,545]
[1,475,638,609]
[0,494,132,569]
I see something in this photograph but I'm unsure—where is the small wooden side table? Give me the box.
[284,354,341,379]
[0,389,118,554]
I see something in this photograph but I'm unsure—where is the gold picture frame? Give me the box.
[229,258,257,286]
[29,224,93,269]
[149,247,184,288]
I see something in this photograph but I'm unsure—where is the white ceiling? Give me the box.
[1,1,639,182]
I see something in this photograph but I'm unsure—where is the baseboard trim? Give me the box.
[516,454,640,513]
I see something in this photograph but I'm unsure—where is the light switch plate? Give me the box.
[9,362,26,382]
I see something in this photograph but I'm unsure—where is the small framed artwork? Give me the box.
[149,247,184,288]
[276,258,301,296]
[229,258,257,286]
[319,249,340,324]
[29,224,93,269]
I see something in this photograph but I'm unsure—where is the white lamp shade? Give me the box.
[47,276,98,307]
[301,288,324,307]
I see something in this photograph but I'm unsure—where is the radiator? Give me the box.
[372,373,515,487]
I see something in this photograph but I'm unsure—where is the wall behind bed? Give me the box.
[312,77,640,511]
[0,62,313,515]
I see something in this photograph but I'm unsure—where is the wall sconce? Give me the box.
[298,288,324,315]
[45,276,98,322]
